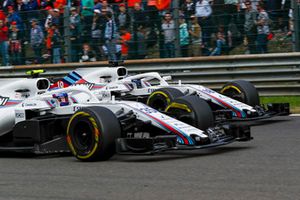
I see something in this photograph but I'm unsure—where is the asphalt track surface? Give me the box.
[0,116,299,200]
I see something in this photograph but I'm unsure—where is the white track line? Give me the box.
[290,114,300,117]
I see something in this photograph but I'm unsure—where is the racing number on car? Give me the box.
[58,81,64,88]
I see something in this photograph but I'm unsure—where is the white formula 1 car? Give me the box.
[50,66,289,129]
[0,77,251,161]
[0,74,50,135]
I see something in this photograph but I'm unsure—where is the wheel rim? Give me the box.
[150,95,169,111]
[72,119,95,155]
[166,106,197,128]
[222,87,246,103]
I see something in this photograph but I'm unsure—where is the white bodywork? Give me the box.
[2,87,207,145]
[0,77,50,136]
[55,67,257,118]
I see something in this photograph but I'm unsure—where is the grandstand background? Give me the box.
[0,0,298,66]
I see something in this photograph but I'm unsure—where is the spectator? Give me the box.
[132,2,147,30]
[0,10,6,22]
[0,19,10,66]
[15,0,27,16]
[128,0,142,8]
[265,0,281,29]
[6,6,24,32]
[210,29,226,56]
[195,0,213,52]
[30,19,44,64]
[136,26,147,59]
[79,43,96,62]
[44,8,59,30]
[9,21,22,65]
[101,0,114,14]
[14,0,26,63]
[223,0,246,52]
[24,0,39,21]
[117,3,131,28]
[280,0,291,32]
[0,0,14,13]
[146,0,160,30]
[212,0,225,28]
[53,0,66,13]
[14,0,26,33]
[256,1,269,53]
[104,11,118,62]
[94,0,102,10]
[119,26,131,60]
[45,22,54,57]
[189,15,202,57]
[223,0,239,34]
[40,0,54,9]
[161,12,175,58]
[287,5,293,36]
[50,23,61,64]
[81,0,95,42]
[70,7,81,62]
[244,0,258,54]
[181,0,195,22]
[91,9,103,60]
[179,16,189,57]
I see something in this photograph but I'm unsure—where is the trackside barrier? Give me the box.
[1,53,300,96]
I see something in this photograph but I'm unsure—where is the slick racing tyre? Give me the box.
[147,88,184,111]
[165,95,214,131]
[221,80,260,106]
[67,107,121,161]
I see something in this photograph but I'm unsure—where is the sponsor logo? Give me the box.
[15,113,25,118]
[139,107,158,114]
[107,86,118,90]
[0,97,9,106]
[74,83,95,90]
[147,88,155,94]
[200,88,214,94]
[37,91,46,95]
[22,103,37,107]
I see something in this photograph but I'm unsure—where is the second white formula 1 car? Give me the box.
[50,66,289,130]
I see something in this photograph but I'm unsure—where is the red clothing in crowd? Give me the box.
[46,28,54,50]
[0,25,9,42]
[127,0,141,7]
[147,0,171,10]
[0,10,6,21]
[54,0,66,13]
[121,32,131,56]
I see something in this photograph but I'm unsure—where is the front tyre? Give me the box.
[165,95,214,131]
[221,80,260,106]
[147,88,184,112]
[67,107,121,161]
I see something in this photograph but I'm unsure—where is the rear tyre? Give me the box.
[221,80,260,106]
[67,107,121,161]
[165,95,214,131]
[147,88,184,112]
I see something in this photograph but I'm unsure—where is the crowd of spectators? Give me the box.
[0,0,293,66]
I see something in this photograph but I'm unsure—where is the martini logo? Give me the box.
[74,82,95,90]
[0,97,9,106]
